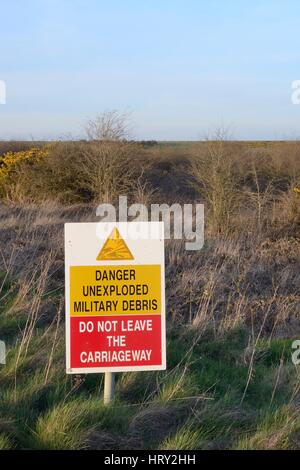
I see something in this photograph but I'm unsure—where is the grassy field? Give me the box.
[0,137,299,450]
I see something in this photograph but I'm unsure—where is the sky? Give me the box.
[0,0,300,140]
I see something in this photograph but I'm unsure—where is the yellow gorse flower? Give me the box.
[0,147,48,182]
[293,187,300,195]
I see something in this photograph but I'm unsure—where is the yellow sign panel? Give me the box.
[96,227,134,261]
[70,265,161,316]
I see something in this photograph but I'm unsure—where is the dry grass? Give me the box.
[0,139,299,449]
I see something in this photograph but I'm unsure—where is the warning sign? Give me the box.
[96,227,134,260]
[65,222,166,373]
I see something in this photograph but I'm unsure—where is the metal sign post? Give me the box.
[104,372,115,404]
[0,340,5,365]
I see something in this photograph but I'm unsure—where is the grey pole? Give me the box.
[0,341,5,365]
[104,372,115,404]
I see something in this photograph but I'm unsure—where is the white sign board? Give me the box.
[65,222,166,373]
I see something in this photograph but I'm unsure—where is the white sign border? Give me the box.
[65,222,166,374]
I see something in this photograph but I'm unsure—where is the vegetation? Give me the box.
[0,118,299,449]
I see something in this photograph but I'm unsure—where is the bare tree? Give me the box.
[190,127,239,234]
[85,110,132,141]
[79,140,138,202]
[79,111,139,202]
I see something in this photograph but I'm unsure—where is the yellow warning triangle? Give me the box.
[96,227,134,261]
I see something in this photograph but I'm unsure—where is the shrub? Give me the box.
[190,134,240,234]
[29,141,91,203]
[273,183,300,228]
[0,141,144,204]
[0,148,48,199]
[79,140,142,202]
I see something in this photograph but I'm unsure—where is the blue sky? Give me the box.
[0,0,300,140]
